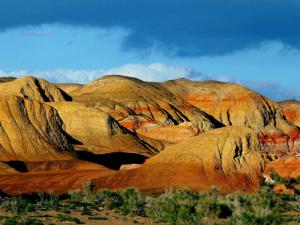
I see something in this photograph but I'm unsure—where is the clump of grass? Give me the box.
[145,189,202,224]
[3,216,43,225]
[226,211,283,225]
[35,192,60,211]
[96,189,123,209]
[0,196,35,213]
[57,214,82,224]
[81,205,93,215]
[118,188,146,216]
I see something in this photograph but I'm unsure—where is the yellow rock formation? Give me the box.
[0,95,73,161]
[0,76,70,102]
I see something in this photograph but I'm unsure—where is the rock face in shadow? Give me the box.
[48,102,159,156]
[279,100,300,127]
[0,76,70,102]
[92,127,266,193]
[0,95,73,161]
[53,83,82,94]
[0,162,19,175]
[162,79,300,155]
[69,75,223,144]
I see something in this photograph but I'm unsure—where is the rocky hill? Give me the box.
[70,75,223,143]
[0,95,73,161]
[162,79,300,155]
[0,75,299,195]
[0,76,71,102]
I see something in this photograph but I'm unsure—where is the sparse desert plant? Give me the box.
[0,196,35,213]
[68,189,83,203]
[145,192,178,224]
[36,192,60,211]
[57,214,82,224]
[196,190,232,219]
[119,188,146,216]
[146,190,203,225]
[96,189,123,209]
[226,211,283,225]
[270,171,292,186]
[81,205,93,215]
[3,216,43,225]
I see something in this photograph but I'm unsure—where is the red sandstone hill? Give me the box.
[69,75,223,144]
[162,79,300,155]
[0,75,299,195]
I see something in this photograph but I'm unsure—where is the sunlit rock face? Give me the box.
[0,76,71,102]
[162,79,300,155]
[92,127,266,193]
[48,101,159,157]
[0,95,73,161]
[69,75,223,144]
[279,100,300,128]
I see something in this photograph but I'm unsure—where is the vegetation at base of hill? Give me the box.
[0,178,300,224]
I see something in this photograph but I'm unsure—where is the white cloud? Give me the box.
[0,69,102,84]
[0,63,299,101]
[101,63,209,82]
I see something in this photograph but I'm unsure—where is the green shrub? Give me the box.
[146,193,178,224]
[68,189,83,203]
[0,196,35,213]
[3,216,43,225]
[96,189,123,209]
[57,214,82,224]
[119,188,146,216]
[270,171,291,185]
[196,191,232,219]
[227,211,283,225]
[36,192,60,211]
[81,205,93,215]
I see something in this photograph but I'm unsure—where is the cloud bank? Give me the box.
[1,63,299,102]
[1,0,300,56]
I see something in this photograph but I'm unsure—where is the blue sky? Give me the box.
[0,1,300,101]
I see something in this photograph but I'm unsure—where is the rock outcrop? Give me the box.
[48,102,159,156]
[0,76,70,102]
[279,100,300,127]
[92,127,266,193]
[0,162,19,175]
[70,75,222,143]
[0,95,73,161]
[162,79,300,155]
[0,127,266,194]
[264,156,300,179]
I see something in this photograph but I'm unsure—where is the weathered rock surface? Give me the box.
[162,79,300,155]
[0,167,114,195]
[54,83,82,94]
[92,127,266,193]
[279,100,300,127]
[264,156,300,179]
[0,162,19,175]
[0,95,73,161]
[0,127,266,194]
[70,75,222,143]
[48,102,159,156]
[0,76,70,102]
